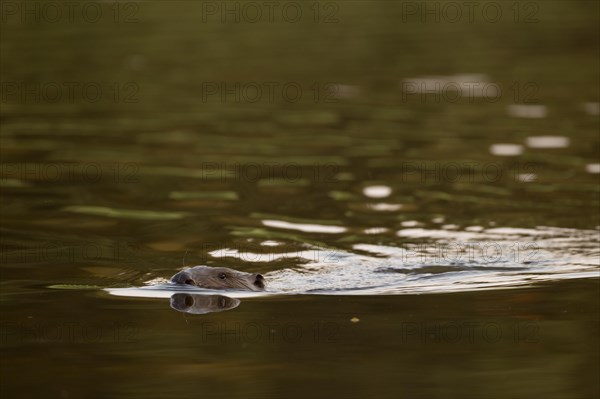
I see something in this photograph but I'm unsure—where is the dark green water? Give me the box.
[1,1,599,398]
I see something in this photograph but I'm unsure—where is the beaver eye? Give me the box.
[218,272,226,280]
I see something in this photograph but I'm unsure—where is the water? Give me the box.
[1,1,599,398]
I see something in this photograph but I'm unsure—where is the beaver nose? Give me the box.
[254,274,265,289]
[171,271,194,285]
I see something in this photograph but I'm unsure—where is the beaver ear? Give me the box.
[171,271,194,285]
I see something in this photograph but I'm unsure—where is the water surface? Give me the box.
[1,1,599,398]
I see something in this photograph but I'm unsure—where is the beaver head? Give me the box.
[171,265,265,291]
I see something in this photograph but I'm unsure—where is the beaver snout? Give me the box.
[171,270,194,285]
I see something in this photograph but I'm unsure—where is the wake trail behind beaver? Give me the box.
[106,226,599,299]
[264,226,599,294]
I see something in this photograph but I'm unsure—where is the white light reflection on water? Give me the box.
[517,173,537,182]
[526,136,570,148]
[262,219,347,234]
[368,203,403,211]
[363,185,392,198]
[489,143,524,156]
[586,163,600,174]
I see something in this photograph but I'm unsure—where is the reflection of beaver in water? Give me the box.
[171,266,266,291]
[170,293,241,314]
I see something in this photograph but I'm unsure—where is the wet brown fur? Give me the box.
[171,266,265,291]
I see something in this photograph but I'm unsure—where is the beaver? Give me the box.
[171,266,266,291]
